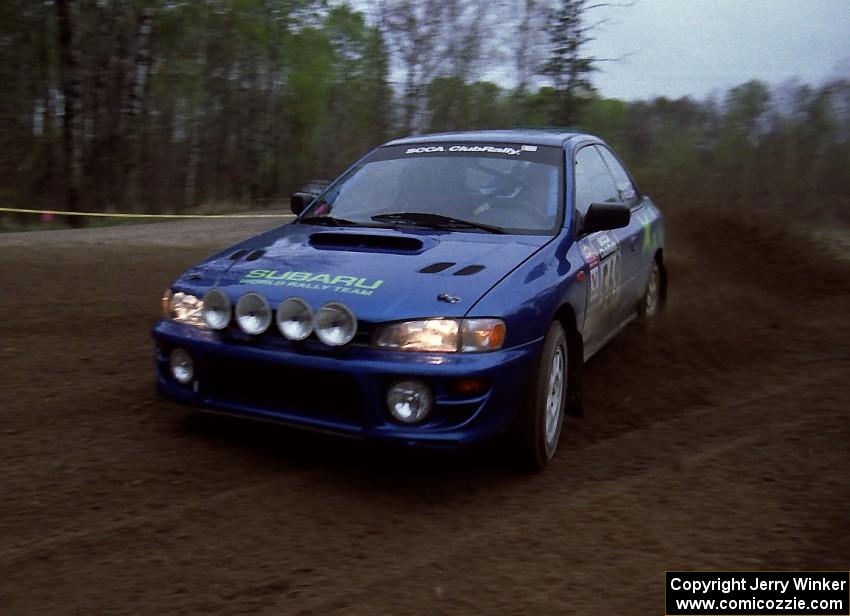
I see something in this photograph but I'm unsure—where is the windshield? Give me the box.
[300,143,564,235]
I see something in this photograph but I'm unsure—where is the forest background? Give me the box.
[2,0,848,228]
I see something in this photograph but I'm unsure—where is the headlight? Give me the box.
[374,319,459,352]
[202,288,231,330]
[374,318,505,352]
[314,302,357,346]
[235,292,272,335]
[162,289,206,328]
[277,297,314,340]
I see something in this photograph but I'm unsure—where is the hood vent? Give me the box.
[229,249,249,260]
[309,232,423,253]
[245,249,266,261]
[419,262,455,274]
[454,265,485,276]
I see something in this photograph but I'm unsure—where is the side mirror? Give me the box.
[582,202,630,234]
[290,192,314,216]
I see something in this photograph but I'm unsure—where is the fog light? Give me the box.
[235,292,272,335]
[314,302,357,346]
[169,348,194,384]
[202,288,231,330]
[386,380,433,424]
[277,297,314,340]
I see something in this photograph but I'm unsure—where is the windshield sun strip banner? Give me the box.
[369,143,563,166]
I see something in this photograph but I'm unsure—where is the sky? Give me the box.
[582,0,850,100]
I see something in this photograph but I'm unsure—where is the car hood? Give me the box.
[181,223,552,322]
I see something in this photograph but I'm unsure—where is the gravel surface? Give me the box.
[1,209,848,614]
[0,214,291,247]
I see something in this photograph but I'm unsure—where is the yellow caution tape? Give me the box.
[0,207,293,219]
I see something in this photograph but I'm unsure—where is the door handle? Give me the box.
[630,235,639,251]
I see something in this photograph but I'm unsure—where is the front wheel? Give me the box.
[514,321,568,470]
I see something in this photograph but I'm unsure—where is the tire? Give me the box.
[639,261,662,318]
[514,321,568,470]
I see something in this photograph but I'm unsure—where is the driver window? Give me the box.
[597,146,637,206]
[574,146,618,218]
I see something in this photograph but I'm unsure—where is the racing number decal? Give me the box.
[599,250,621,308]
[582,232,621,309]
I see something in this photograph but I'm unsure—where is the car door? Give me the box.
[573,144,626,351]
[596,145,647,317]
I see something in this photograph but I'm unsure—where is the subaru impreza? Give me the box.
[153,130,666,468]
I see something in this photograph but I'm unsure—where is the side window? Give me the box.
[597,146,637,205]
[574,146,618,218]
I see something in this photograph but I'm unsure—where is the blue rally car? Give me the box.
[154,130,665,468]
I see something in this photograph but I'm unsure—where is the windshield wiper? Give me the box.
[371,212,505,234]
[298,216,363,228]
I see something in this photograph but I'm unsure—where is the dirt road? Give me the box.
[1,209,848,614]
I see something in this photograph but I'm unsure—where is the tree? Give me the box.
[56,0,84,226]
[540,0,597,126]
[3,1,849,230]
[319,6,392,174]
[379,0,489,134]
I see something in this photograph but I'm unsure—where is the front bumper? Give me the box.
[152,320,542,447]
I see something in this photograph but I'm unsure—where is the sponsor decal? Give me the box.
[239,269,383,297]
[638,211,654,255]
[405,145,523,156]
[591,231,618,258]
[582,233,621,307]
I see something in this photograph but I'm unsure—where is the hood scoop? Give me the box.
[454,265,485,276]
[419,262,455,273]
[309,232,424,253]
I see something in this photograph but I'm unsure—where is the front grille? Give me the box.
[201,355,362,422]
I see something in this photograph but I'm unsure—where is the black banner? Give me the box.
[666,572,849,615]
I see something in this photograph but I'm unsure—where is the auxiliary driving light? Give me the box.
[386,380,433,424]
[314,302,357,346]
[276,297,314,340]
[235,292,272,335]
[202,288,231,330]
[169,348,194,384]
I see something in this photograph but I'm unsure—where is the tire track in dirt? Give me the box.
[3,371,845,614]
[0,367,832,563]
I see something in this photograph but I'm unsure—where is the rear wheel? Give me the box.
[639,261,662,318]
[514,321,568,470]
